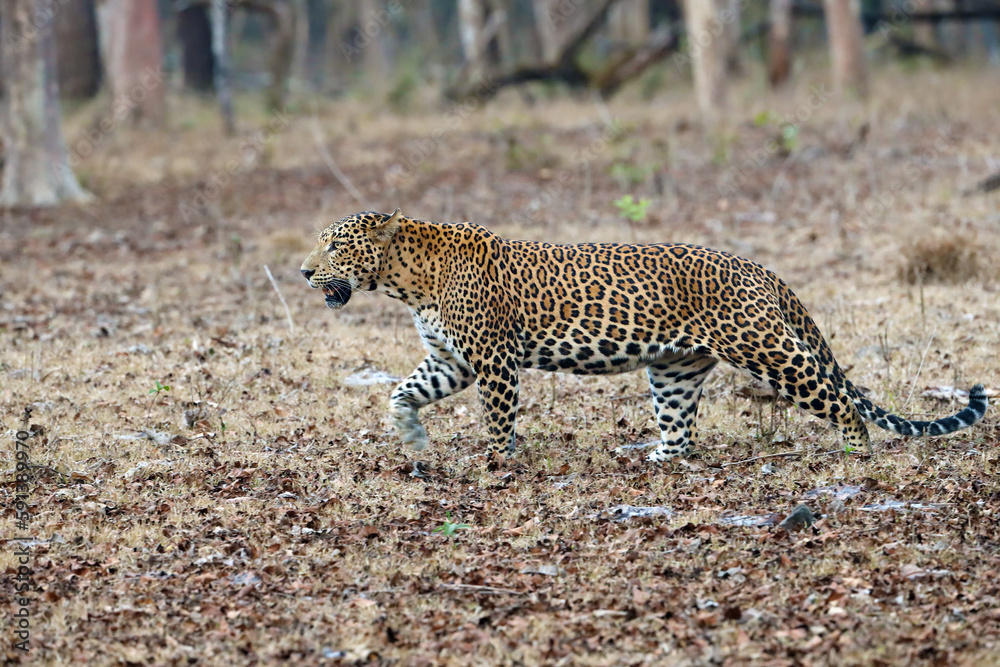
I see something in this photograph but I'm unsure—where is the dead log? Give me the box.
[445,0,679,102]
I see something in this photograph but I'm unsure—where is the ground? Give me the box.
[1,67,999,666]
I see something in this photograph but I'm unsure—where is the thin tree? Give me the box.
[210,0,235,135]
[54,0,101,99]
[910,0,941,51]
[722,0,741,74]
[458,0,487,81]
[684,0,728,119]
[411,0,443,65]
[244,0,297,112]
[292,0,309,90]
[177,4,215,92]
[768,0,792,87]
[267,1,297,111]
[609,0,650,46]
[823,0,868,97]
[532,0,560,64]
[0,0,91,207]
[103,0,165,125]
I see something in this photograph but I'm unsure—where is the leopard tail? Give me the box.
[770,274,988,437]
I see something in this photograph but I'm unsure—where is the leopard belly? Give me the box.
[520,335,680,375]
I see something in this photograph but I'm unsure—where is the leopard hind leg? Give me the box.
[738,336,872,454]
[645,352,718,462]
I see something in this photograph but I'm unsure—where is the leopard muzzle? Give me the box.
[320,279,352,309]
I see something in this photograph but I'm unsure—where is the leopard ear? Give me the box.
[373,208,402,243]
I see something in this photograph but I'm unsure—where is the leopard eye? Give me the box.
[327,240,344,252]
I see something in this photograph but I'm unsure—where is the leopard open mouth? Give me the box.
[321,280,352,308]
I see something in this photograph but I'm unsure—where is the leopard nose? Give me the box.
[301,268,315,280]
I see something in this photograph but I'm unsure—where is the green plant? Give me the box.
[711,132,736,165]
[145,380,171,426]
[387,66,420,113]
[780,123,799,152]
[753,110,774,127]
[754,111,799,154]
[614,195,651,223]
[433,512,471,538]
[149,380,171,396]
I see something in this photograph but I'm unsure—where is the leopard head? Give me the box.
[300,209,402,309]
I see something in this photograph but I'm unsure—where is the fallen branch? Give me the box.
[792,1,1000,22]
[721,451,806,467]
[595,25,680,98]
[610,392,652,403]
[721,448,847,467]
[439,583,524,595]
[964,171,1000,197]
[445,0,624,101]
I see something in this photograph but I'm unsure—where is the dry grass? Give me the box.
[899,229,984,285]
[2,66,1000,665]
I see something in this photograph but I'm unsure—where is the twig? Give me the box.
[611,392,651,403]
[722,451,805,467]
[309,110,373,209]
[568,610,630,623]
[27,464,70,482]
[901,327,937,412]
[721,447,850,467]
[263,264,295,334]
[439,583,523,595]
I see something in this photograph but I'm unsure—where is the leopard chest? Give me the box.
[410,307,469,365]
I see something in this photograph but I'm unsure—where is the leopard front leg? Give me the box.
[390,354,475,451]
[475,355,520,465]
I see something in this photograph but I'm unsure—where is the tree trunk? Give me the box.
[411,0,443,64]
[983,19,1000,65]
[938,0,964,57]
[532,0,560,64]
[263,0,296,111]
[178,5,215,92]
[823,0,868,97]
[303,0,330,89]
[768,0,792,86]
[684,0,728,119]
[104,0,165,126]
[210,0,235,134]
[609,0,649,46]
[357,0,389,78]
[224,0,298,108]
[0,0,91,207]
[54,0,101,99]
[292,0,309,91]
[325,1,359,92]
[490,2,511,69]
[458,0,487,81]
[722,0,741,74]
[909,0,939,50]
[456,0,509,81]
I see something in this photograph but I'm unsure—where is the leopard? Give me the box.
[300,209,988,465]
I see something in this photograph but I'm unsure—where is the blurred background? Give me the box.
[1,0,999,209]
